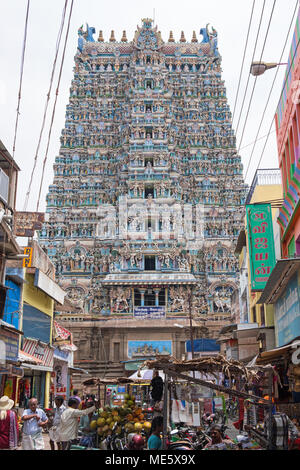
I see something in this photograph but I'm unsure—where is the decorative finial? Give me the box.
[168,31,175,42]
[110,30,116,42]
[191,31,198,43]
[180,31,186,42]
[121,30,128,42]
[98,30,104,42]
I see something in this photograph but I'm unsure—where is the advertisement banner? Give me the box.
[0,328,19,363]
[275,273,300,346]
[246,204,276,291]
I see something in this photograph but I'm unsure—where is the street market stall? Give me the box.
[143,354,280,450]
[81,376,152,449]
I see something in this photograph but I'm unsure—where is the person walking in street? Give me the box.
[69,389,81,406]
[0,395,19,450]
[21,398,48,450]
[203,424,237,450]
[48,396,66,450]
[78,399,97,447]
[150,370,164,406]
[58,397,98,450]
[147,415,164,450]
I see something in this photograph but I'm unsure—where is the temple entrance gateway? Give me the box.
[41,19,245,382]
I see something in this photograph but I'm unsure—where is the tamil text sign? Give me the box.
[246,204,276,291]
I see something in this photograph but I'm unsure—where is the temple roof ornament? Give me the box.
[191,31,198,43]
[121,30,128,42]
[110,30,116,42]
[98,30,104,42]
[168,31,175,42]
[133,18,163,50]
[180,31,186,42]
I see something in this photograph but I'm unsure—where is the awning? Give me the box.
[19,350,43,365]
[100,272,198,286]
[258,258,300,304]
[256,339,300,364]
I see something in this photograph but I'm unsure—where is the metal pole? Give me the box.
[267,369,274,450]
[189,290,195,360]
[162,372,168,450]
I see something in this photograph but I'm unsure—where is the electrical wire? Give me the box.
[244,0,298,181]
[12,0,30,161]
[231,0,256,126]
[237,0,277,154]
[248,12,300,183]
[36,0,74,212]
[234,0,267,137]
[23,0,68,211]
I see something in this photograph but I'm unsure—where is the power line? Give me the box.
[248,11,300,183]
[231,0,256,125]
[36,0,74,212]
[12,0,30,160]
[237,0,277,154]
[234,0,267,137]
[23,0,69,211]
[244,0,298,181]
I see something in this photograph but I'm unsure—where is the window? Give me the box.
[146,56,151,64]
[144,157,153,167]
[146,104,152,112]
[252,307,257,323]
[145,255,156,271]
[146,80,153,89]
[145,185,154,198]
[113,343,120,362]
[260,306,265,327]
[134,289,142,306]
[144,289,156,306]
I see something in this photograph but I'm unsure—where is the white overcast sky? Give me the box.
[0,0,298,212]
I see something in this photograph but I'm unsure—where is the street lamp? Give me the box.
[250,61,287,77]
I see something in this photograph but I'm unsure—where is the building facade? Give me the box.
[40,20,245,382]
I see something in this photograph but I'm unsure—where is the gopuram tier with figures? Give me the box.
[39,19,246,382]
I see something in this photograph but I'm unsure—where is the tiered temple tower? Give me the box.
[40,20,246,381]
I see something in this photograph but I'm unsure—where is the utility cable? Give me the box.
[244,0,298,181]
[23,0,68,211]
[12,0,30,161]
[234,0,266,137]
[36,0,74,212]
[237,0,277,154]
[248,11,300,183]
[231,0,256,126]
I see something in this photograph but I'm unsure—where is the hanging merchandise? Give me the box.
[171,400,180,423]
[192,402,200,426]
[179,400,187,422]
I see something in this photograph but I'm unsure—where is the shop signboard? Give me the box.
[14,212,44,237]
[0,328,19,363]
[275,273,300,347]
[246,204,276,291]
[134,306,165,319]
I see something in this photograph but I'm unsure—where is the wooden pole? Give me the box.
[162,372,168,450]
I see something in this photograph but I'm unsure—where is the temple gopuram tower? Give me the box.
[40,20,245,382]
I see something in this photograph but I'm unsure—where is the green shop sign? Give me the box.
[246,204,276,291]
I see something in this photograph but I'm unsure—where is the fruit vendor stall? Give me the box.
[81,376,153,447]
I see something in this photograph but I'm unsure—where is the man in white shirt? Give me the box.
[22,398,48,450]
[58,397,98,450]
[49,396,66,450]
